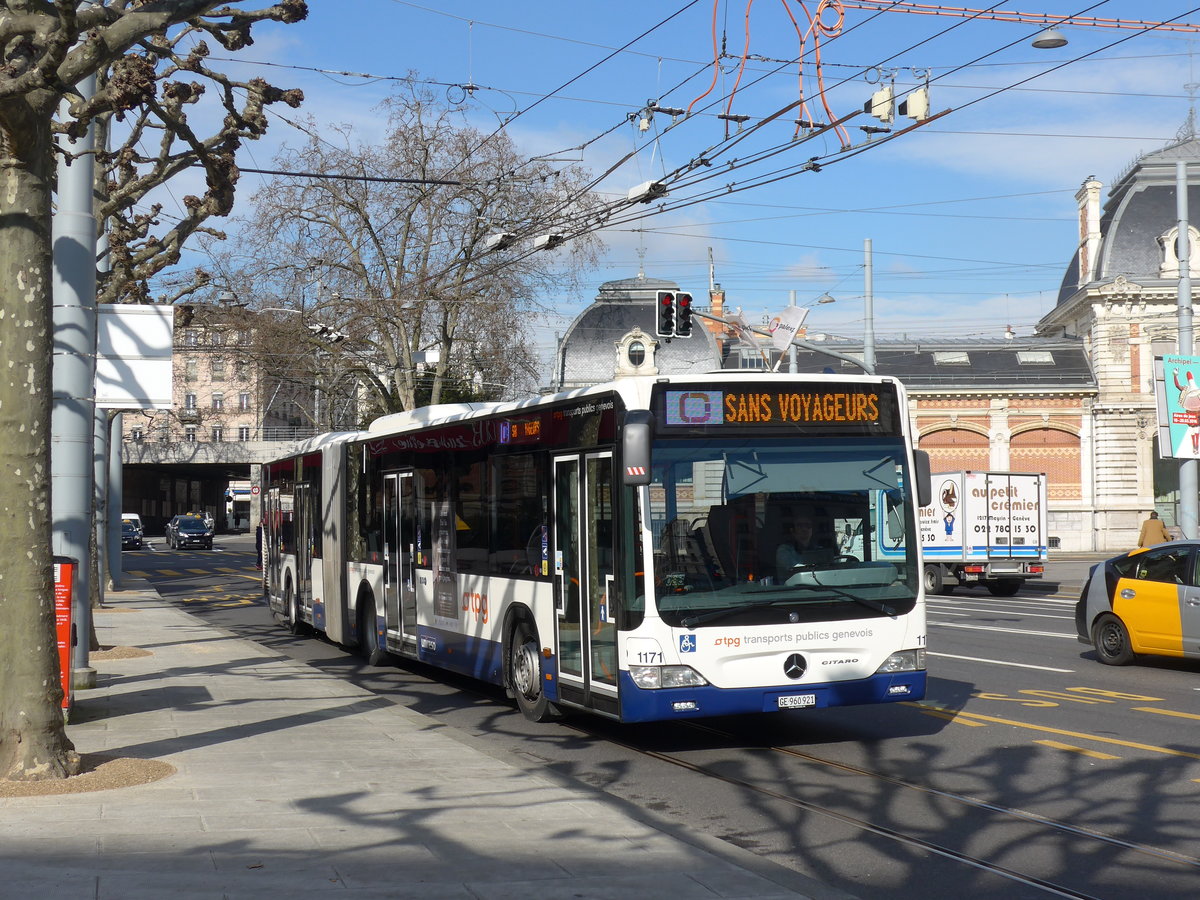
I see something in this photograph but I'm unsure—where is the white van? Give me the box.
[121,513,143,536]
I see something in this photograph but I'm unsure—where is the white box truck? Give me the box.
[920,471,1048,596]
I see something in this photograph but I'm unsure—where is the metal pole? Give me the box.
[864,238,876,375]
[1178,161,1197,539]
[51,75,98,688]
[107,413,124,590]
[788,289,798,373]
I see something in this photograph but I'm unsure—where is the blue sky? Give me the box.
[177,1,1200,363]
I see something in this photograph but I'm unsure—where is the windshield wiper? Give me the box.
[680,584,895,629]
[788,581,896,616]
[681,598,797,629]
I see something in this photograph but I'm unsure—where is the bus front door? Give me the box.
[383,471,418,649]
[553,453,617,708]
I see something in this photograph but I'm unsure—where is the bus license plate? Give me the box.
[778,694,816,709]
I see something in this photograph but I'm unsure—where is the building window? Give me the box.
[185,426,197,443]
[1016,350,1055,365]
[212,358,227,381]
[234,359,248,379]
[211,426,223,443]
[933,351,971,366]
[184,392,197,409]
[184,329,198,346]
[185,358,198,381]
[627,340,646,367]
[212,392,224,411]
[130,427,143,443]
[211,330,224,347]
[238,425,251,442]
[239,391,251,411]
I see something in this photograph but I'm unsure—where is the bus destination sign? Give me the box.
[659,386,897,432]
[498,418,542,445]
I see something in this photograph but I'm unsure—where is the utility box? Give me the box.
[919,471,1048,596]
[53,556,76,714]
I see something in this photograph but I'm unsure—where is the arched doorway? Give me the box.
[920,427,989,472]
[1010,427,1080,501]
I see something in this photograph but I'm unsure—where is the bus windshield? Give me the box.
[648,436,919,627]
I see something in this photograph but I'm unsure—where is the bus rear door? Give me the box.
[383,471,418,649]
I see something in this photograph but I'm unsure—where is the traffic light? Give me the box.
[656,290,675,336]
[675,292,692,337]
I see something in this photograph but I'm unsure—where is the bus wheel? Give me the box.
[359,595,386,667]
[1092,614,1135,666]
[509,619,556,722]
[986,579,1021,597]
[285,583,306,635]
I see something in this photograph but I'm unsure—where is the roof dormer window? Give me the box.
[933,351,970,366]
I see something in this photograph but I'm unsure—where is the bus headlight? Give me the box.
[875,649,926,674]
[629,665,709,689]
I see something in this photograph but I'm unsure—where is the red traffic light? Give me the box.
[675,292,692,337]
[656,290,675,336]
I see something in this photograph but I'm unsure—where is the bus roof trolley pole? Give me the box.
[623,410,654,485]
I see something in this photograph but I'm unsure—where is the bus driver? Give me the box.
[777,512,830,579]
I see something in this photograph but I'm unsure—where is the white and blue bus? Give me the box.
[261,373,931,723]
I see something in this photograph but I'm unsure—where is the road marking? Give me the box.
[157,569,183,576]
[1034,739,1120,760]
[922,609,972,617]
[186,568,209,575]
[912,706,989,726]
[927,651,1074,673]
[1133,707,1200,722]
[943,709,1200,760]
[929,620,1075,639]
[928,604,1073,621]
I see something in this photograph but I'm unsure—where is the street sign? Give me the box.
[250,485,261,496]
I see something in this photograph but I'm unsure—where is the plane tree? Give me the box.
[0,1,307,782]
[209,81,604,415]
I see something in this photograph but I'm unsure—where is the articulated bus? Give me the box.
[261,373,932,723]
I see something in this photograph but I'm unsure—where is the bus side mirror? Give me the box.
[622,410,654,486]
[914,449,932,508]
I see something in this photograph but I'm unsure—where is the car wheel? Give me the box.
[986,579,1022,597]
[508,617,557,722]
[1092,613,1135,665]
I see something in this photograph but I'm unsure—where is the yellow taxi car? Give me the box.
[1076,541,1200,665]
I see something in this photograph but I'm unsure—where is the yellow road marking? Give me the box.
[1034,740,1120,760]
[215,567,240,573]
[916,706,989,726]
[946,709,1200,760]
[1132,707,1200,721]
[186,569,208,575]
[157,569,182,576]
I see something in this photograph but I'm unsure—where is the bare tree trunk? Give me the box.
[0,109,80,780]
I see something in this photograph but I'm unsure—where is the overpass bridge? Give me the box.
[122,437,306,536]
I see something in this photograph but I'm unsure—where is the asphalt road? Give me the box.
[118,537,1200,899]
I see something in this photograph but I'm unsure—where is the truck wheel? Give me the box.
[987,579,1022,597]
[923,564,950,595]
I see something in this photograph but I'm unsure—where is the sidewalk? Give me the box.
[0,579,849,900]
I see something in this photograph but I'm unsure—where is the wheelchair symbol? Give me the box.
[679,634,697,653]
